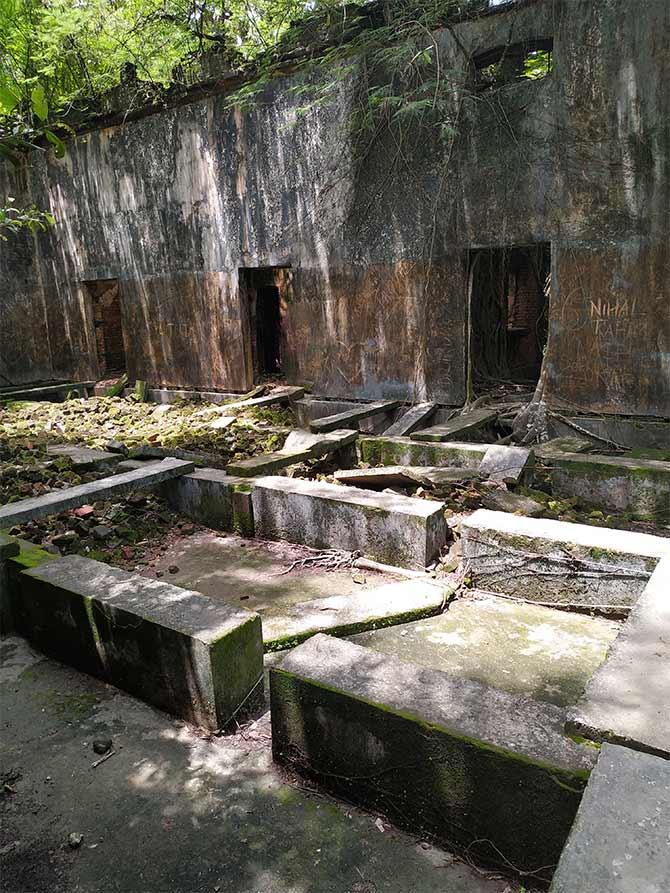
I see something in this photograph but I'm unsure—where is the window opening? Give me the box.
[474,39,553,90]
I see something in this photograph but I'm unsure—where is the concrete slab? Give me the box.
[226,449,312,477]
[410,409,497,442]
[384,402,437,436]
[479,444,534,484]
[360,435,489,468]
[350,593,621,707]
[271,634,596,879]
[17,555,263,731]
[252,476,447,569]
[281,427,358,456]
[0,458,195,528]
[548,452,670,522]
[461,509,670,609]
[162,468,254,535]
[309,401,401,433]
[334,466,482,490]
[221,386,305,412]
[262,579,453,651]
[0,636,512,893]
[46,444,120,472]
[550,743,670,893]
[566,558,670,758]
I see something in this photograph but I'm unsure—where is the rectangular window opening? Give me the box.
[85,279,126,376]
[239,266,291,383]
[474,39,553,91]
[468,243,550,389]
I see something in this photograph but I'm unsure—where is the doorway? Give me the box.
[239,267,290,383]
[86,279,126,375]
[468,244,550,388]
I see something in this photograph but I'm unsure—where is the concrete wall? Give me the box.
[0,0,667,417]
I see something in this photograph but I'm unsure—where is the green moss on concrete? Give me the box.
[8,540,57,572]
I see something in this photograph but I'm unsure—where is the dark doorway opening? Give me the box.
[468,243,550,388]
[85,279,126,376]
[239,267,290,383]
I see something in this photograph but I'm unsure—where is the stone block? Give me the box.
[548,452,670,522]
[46,444,120,472]
[262,579,453,651]
[479,444,534,484]
[410,409,497,442]
[162,469,254,536]
[359,436,489,469]
[0,458,195,528]
[566,558,670,758]
[226,450,312,477]
[550,743,670,893]
[221,386,304,412]
[309,401,400,434]
[2,537,56,635]
[252,476,447,569]
[18,555,263,730]
[271,634,596,877]
[383,403,437,437]
[0,533,20,636]
[461,510,670,609]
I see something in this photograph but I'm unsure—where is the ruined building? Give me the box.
[1,0,669,436]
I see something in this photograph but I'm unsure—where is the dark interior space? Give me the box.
[469,243,550,387]
[239,267,289,382]
[86,279,126,375]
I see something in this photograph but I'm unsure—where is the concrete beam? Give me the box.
[547,452,670,522]
[566,558,670,758]
[0,458,195,528]
[410,409,497,442]
[47,444,120,472]
[359,436,489,468]
[383,403,437,437]
[309,401,400,434]
[271,634,596,877]
[18,555,263,730]
[252,476,447,569]
[220,386,304,412]
[550,744,670,893]
[479,444,534,484]
[461,510,670,610]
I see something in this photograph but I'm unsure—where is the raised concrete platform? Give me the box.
[461,510,670,609]
[550,743,670,892]
[350,593,620,707]
[252,476,447,569]
[410,409,497,442]
[46,443,120,472]
[566,558,670,758]
[271,634,596,878]
[17,555,263,730]
[309,401,400,433]
[162,469,254,535]
[0,458,195,528]
[263,579,453,651]
[360,436,489,468]
[384,402,437,436]
[548,452,670,522]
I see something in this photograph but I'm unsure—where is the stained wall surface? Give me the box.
[0,0,668,417]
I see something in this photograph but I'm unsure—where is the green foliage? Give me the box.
[522,49,552,80]
[0,203,55,240]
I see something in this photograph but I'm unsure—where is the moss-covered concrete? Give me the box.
[359,436,488,469]
[547,452,670,523]
[350,593,621,707]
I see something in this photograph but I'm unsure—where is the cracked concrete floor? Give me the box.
[0,636,520,893]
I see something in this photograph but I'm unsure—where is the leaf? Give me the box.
[31,85,48,121]
[0,85,20,115]
[45,129,65,158]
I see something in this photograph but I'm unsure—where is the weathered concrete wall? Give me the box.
[0,0,667,417]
